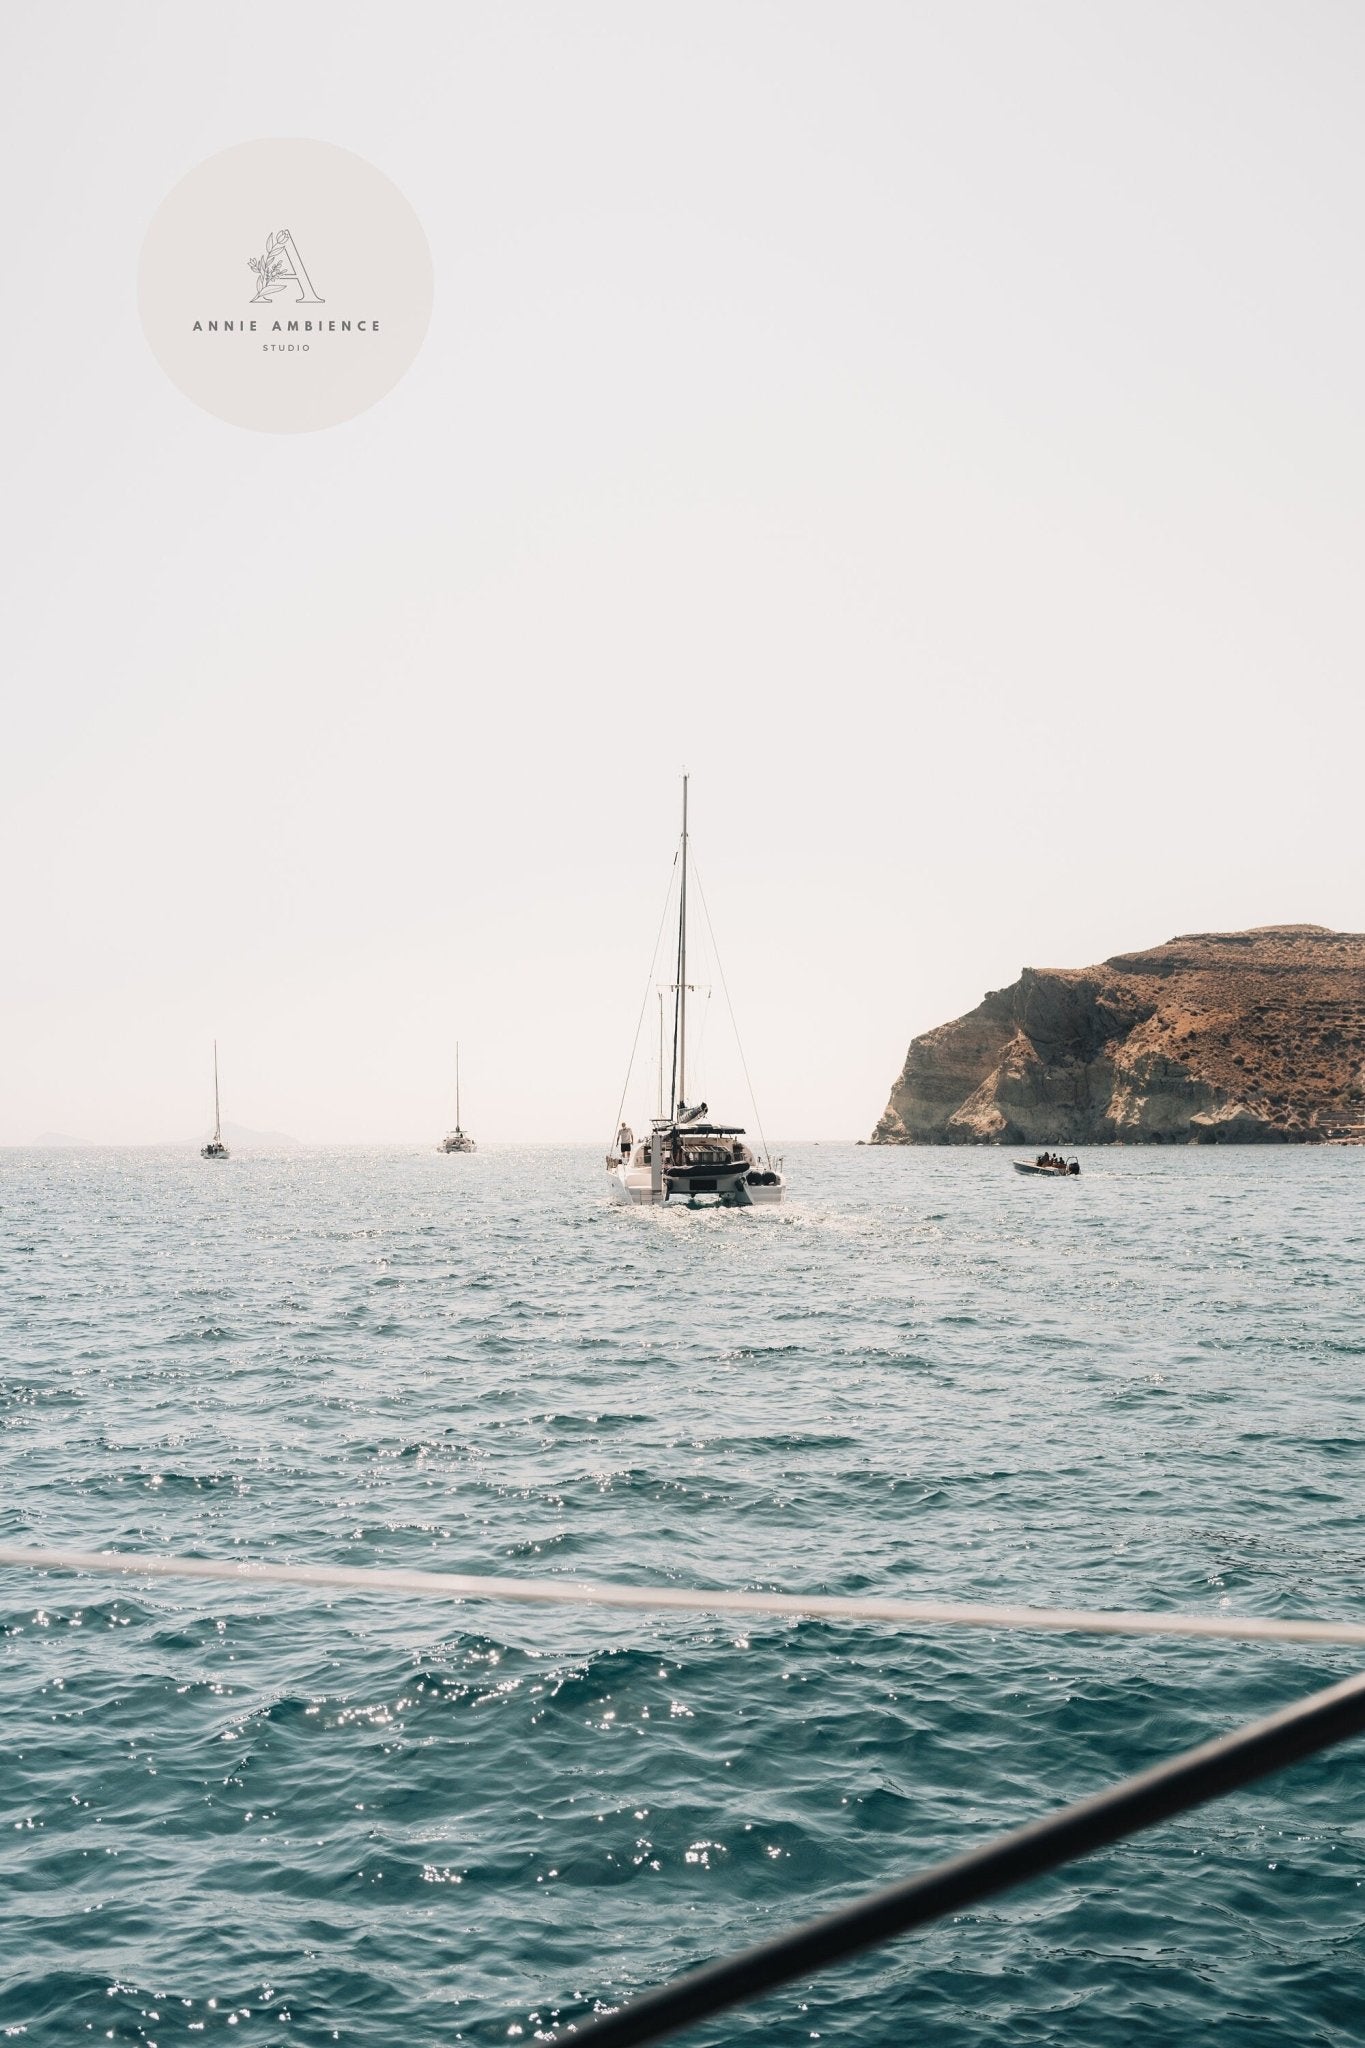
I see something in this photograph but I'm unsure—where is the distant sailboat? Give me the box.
[201,1041,229,1159]
[607,775,783,1206]
[439,1044,476,1154]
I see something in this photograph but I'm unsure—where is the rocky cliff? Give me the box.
[872,926,1365,1145]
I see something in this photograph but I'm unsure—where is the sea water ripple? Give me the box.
[1,1144,1363,2045]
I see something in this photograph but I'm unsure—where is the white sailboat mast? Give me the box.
[212,1040,222,1144]
[455,1042,461,1132]
[670,776,689,1118]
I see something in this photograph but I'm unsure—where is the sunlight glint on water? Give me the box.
[1,1144,1363,2046]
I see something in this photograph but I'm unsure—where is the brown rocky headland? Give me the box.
[872,926,1365,1145]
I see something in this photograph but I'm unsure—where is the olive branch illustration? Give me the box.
[247,229,294,294]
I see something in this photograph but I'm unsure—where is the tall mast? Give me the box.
[212,1040,221,1144]
[670,775,689,1117]
[455,1043,461,1132]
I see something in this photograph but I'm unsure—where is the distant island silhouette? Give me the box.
[9,1125,304,1151]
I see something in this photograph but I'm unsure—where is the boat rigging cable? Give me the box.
[569,1668,1365,2048]
[691,862,773,1171]
[5,1548,1362,2046]
[606,853,678,1158]
[670,777,688,1118]
[2,1544,1364,1647]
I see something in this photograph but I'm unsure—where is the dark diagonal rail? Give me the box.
[569,1666,1365,2047]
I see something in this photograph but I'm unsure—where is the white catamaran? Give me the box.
[607,777,784,1207]
[201,1041,229,1160]
[439,1044,476,1154]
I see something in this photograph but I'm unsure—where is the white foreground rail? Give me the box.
[0,1544,1362,1648]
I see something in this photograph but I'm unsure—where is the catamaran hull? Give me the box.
[667,1165,751,1205]
[609,1167,784,1206]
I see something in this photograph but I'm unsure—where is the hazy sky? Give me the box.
[3,2,1362,1144]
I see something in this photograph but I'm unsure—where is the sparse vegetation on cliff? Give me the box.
[873,926,1365,1145]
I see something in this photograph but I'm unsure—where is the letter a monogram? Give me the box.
[247,228,325,305]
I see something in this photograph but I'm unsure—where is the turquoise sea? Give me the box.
[1,1144,1363,2046]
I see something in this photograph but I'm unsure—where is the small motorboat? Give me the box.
[1014,1154,1079,1176]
